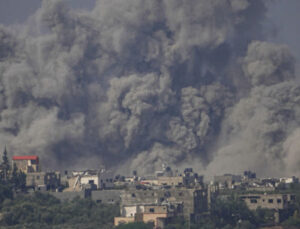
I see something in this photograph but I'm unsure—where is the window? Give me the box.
[268,199,273,203]
[131,193,136,197]
[179,192,184,197]
[36,176,40,180]
[149,208,155,213]
[97,200,102,203]
[89,180,94,184]
[277,199,281,203]
[250,199,257,203]
[164,191,171,197]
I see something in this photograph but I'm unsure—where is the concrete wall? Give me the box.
[26,172,60,190]
[144,205,168,214]
[114,217,135,226]
[13,159,40,174]
[240,194,288,210]
[143,213,168,226]
[91,190,121,204]
[157,176,184,186]
[120,188,207,220]
[122,206,140,217]
[99,171,114,189]
[50,190,86,201]
[26,172,46,187]
[81,175,99,188]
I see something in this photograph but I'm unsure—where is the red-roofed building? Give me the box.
[12,155,40,174]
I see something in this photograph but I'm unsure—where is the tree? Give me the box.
[210,195,258,228]
[11,163,26,191]
[0,183,13,204]
[2,146,10,182]
[0,192,119,228]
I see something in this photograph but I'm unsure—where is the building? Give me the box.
[243,170,256,179]
[239,193,290,211]
[214,174,242,189]
[119,187,208,223]
[12,155,40,174]
[79,171,99,190]
[64,169,114,191]
[239,193,295,224]
[157,176,184,186]
[279,177,299,184]
[142,205,171,228]
[99,169,114,189]
[114,203,181,228]
[91,190,121,204]
[26,171,61,191]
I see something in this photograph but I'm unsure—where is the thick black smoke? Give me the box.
[0,0,298,176]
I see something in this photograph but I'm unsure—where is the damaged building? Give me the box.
[63,169,114,192]
[115,186,208,226]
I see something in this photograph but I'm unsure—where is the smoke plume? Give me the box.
[0,0,299,176]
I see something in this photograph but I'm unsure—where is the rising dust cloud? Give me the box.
[0,0,299,177]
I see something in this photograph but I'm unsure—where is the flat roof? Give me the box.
[12,156,39,161]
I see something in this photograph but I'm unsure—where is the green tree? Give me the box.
[0,192,119,228]
[1,146,10,182]
[210,195,257,228]
[11,163,26,191]
[0,183,13,204]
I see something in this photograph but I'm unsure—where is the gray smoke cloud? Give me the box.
[0,0,298,176]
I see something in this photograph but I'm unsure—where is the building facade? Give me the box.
[12,156,40,174]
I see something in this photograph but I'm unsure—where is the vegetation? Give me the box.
[0,192,119,229]
[281,189,300,228]
[193,196,258,229]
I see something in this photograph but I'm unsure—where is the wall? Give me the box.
[240,194,288,210]
[143,213,168,226]
[157,176,184,186]
[99,171,114,189]
[120,188,208,220]
[51,190,86,201]
[114,217,135,226]
[91,190,121,204]
[80,175,99,188]
[26,172,46,187]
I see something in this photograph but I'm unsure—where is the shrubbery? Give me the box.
[0,192,119,229]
